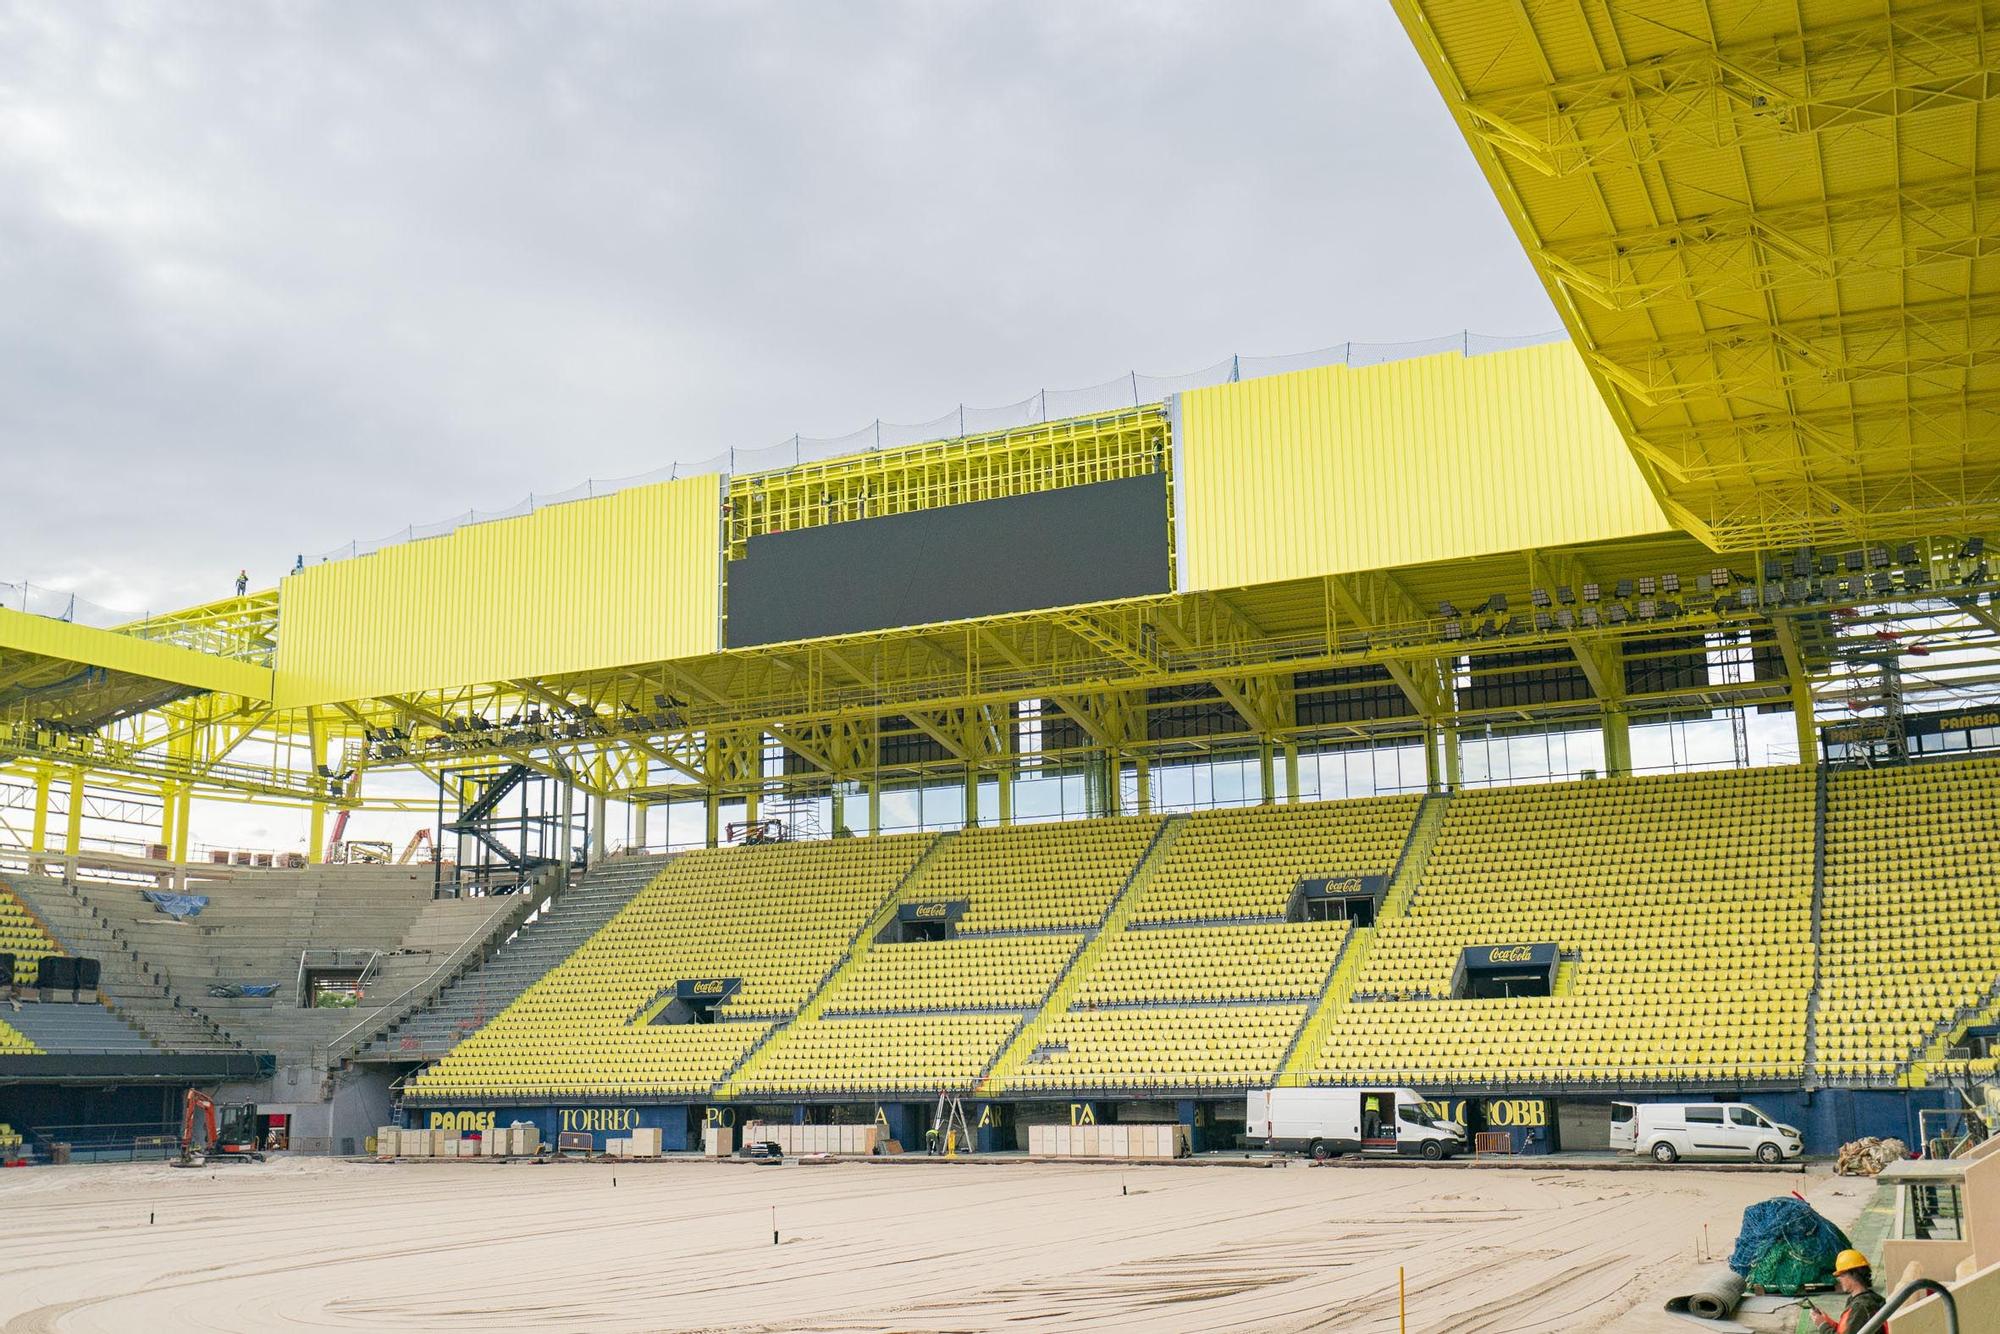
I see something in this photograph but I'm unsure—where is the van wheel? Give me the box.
[1309,1139,1331,1161]
[1755,1143,1782,1164]
[1421,1140,1444,1161]
[1652,1141,1679,1164]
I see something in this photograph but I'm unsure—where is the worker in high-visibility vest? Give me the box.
[1809,1250,1885,1333]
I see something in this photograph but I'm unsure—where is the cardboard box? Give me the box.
[630,1127,663,1158]
[703,1125,734,1157]
[376,1127,400,1157]
[430,1129,451,1156]
[512,1125,541,1156]
[1104,1125,1127,1157]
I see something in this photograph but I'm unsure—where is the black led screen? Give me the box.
[725,473,1170,647]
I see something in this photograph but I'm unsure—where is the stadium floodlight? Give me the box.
[1712,568,1734,589]
[1793,551,1814,578]
[1844,550,1863,572]
[1533,610,1553,632]
[1637,575,1656,596]
[1636,597,1656,619]
[1486,593,1509,614]
[1530,588,1550,608]
[1904,567,1930,589]
[1965,537,1986,559]
[1443,619,1462,640]
[1789,577,1811,602]
[1615,579,1634,598]
[1580,606,1600,628]
[1607,604,1629,624]
[1736,587,1757,609]
[1582,581,1601,602]
[1555,585,1575,604]
[1869,547,1889,570]
[1872,572,1892,595]
[1761,557,1783,581]
[1438,601,1459,618]
[1896,543,1919,566]
[1818,554,1838,576]
[1555,609,1575,630]
[1661,572,1680,594]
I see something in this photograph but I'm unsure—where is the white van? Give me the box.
[1611,1101,1803,1163]
[1246,1086,1465,1160]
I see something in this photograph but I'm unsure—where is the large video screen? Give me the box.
[725,473,1169,647]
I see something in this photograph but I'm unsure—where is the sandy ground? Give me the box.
[0,1157,1854,1334]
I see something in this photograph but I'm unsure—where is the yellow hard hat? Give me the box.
[1833,1249,1869,1275]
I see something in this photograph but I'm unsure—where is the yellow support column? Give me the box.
[1259,741,1276,805]
[30,764,51,873]
[1133,756,1151,817]
[159,782,176,858]
[1793,680,1818,768]
[1442,721,1461,790]
[867,777,881,837]
[63,766,84,878]
[307,802,327,865]
[1602,705,1633,778]
[1284,742,1300,803]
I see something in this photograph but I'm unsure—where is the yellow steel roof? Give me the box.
[1394,0,2000,551]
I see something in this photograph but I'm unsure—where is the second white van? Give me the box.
[1610,1101,1803,1163]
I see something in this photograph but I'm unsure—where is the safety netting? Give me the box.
[1728,1197,1852,1295]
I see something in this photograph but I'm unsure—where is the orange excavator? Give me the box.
[175,1090,264,1167]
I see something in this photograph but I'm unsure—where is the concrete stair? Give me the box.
[5,873,241,1054]
[3,1000,159,1055]
[362,855,674,1061]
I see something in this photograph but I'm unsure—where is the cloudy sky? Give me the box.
[1,1,1556,616]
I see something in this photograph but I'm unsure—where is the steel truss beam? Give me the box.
[1542,170,2000,310]
[1458,2,1996,177]
[1589,294,2000,408]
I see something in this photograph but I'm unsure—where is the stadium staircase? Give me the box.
[361,855,671,1061]
[977,815,1185,1093]
[1903,975,2000,1088]
[1804,766,1830,1084]
[1279,791,1446,1079]
[716,833,947,1096]
[5,873,242,1055]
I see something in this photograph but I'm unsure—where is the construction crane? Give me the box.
[397,828,435,865]
[175,1089,264,1167]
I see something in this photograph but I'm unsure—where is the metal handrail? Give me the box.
[1855,1277,1958,1334]
[314,896,532,1065]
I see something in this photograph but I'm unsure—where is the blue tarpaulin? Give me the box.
[140,891,209,920]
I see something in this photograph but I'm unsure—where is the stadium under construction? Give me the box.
[1,0,1997,1201]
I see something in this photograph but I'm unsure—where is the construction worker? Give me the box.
[1809,1249,1886,1333]
[234,569,248,596]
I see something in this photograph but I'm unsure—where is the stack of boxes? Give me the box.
[1025,1123,1190,1159]
[738,1122,881,1155]
[603,1128,665,1159]
[374,1124,543,1160]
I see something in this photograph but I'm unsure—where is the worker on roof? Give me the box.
[235,569,248,596]
[1810,1249,1885,1333]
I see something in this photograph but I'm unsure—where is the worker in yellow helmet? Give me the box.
[1809,1249,1885,1333]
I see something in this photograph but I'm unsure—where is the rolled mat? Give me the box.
[1664,1267,1747,1320]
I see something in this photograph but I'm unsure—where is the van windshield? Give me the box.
[1397,1105,1438,1129]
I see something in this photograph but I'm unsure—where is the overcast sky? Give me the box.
[0,1,1556,616]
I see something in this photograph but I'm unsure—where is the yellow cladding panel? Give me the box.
[273,476,720,706]
[1176,341,1672,590]
[0,608,272,701]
